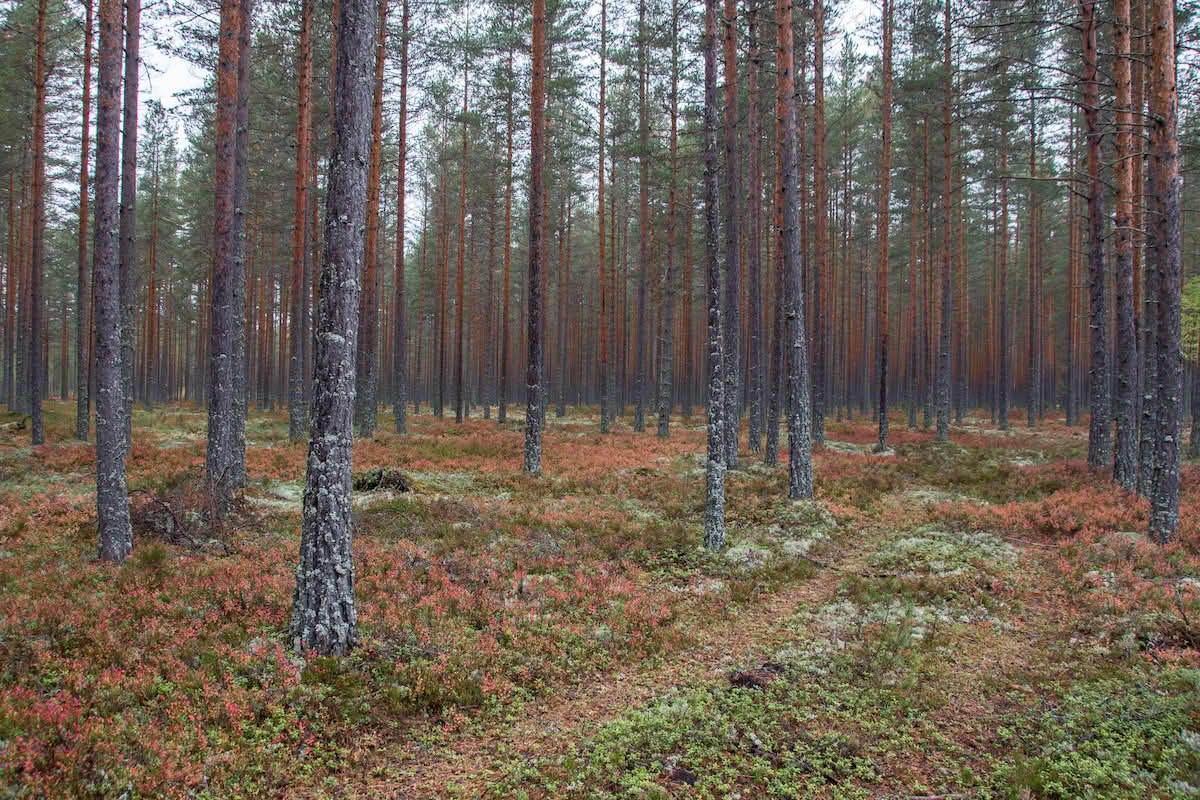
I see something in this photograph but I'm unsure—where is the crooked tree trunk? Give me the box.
[289,0,373,656]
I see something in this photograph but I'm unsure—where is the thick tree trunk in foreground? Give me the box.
[289,0,373,655]
[95,0,131,562]
[1148,0,1180,543]
[524,0,546,474]
[703,0,725,550]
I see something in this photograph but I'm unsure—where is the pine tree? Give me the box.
[94,0,132,562]
[290,0,375,655]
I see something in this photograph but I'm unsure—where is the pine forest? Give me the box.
[0,0,1199,796]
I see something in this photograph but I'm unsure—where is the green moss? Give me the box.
[993,668,1200,799]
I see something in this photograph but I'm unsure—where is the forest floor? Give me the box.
[2,400,1200,799]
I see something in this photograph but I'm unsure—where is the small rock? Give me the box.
[668,765,697,786]
[352,467,410,492]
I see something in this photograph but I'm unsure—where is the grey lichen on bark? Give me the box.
[289,0,374,656]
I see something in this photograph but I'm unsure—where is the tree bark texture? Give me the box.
[289,0,374,655]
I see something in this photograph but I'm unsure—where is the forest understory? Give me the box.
[2,400,1200,799]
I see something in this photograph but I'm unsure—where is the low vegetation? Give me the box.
[1,402,1198,798]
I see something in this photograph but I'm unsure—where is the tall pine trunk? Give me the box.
[721,0,741,466]
[1083,0,1113,469]
[1147,0,1180,543]
[1113,0,1138,488]
[289,0,373,656]
[393,0,409,433]
[75,0,94,441]
[876,0,892,451]
[288,0,313,441]
[703,0,726,550]
[95,0,132,561]
[524,0,546,473]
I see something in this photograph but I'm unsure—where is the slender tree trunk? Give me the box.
[356,0,386,437]
[1113,0,1138,487]
[524,0,546,473]
[289,0,372,656]
[1148,0,1180,542]
[1027,105,1038,429]
[95,0,132,561]
[208,0,240,508]
[289,0,313,441]
[28,0,48,444]
[876,0,892,451]
[118,0,139,453]
[657,0,681,439]
[811,0,826,445]
[703,0,726,549]
[455,56,469,424]
[230,0,254,487]
[935,0,952,442]
[76,0,94,440]
[781,0,812,499]
[1083,0,1113,469]
[393,0,409,433]
[721,0,741,465]
[597,0,608,434]
[746,2,762,452]
[998,132,1009,430]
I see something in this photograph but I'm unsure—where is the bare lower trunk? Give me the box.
[95,0,132,562]
[119,0,140,453]
[524,0,546,474]
[703,0,726,550]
